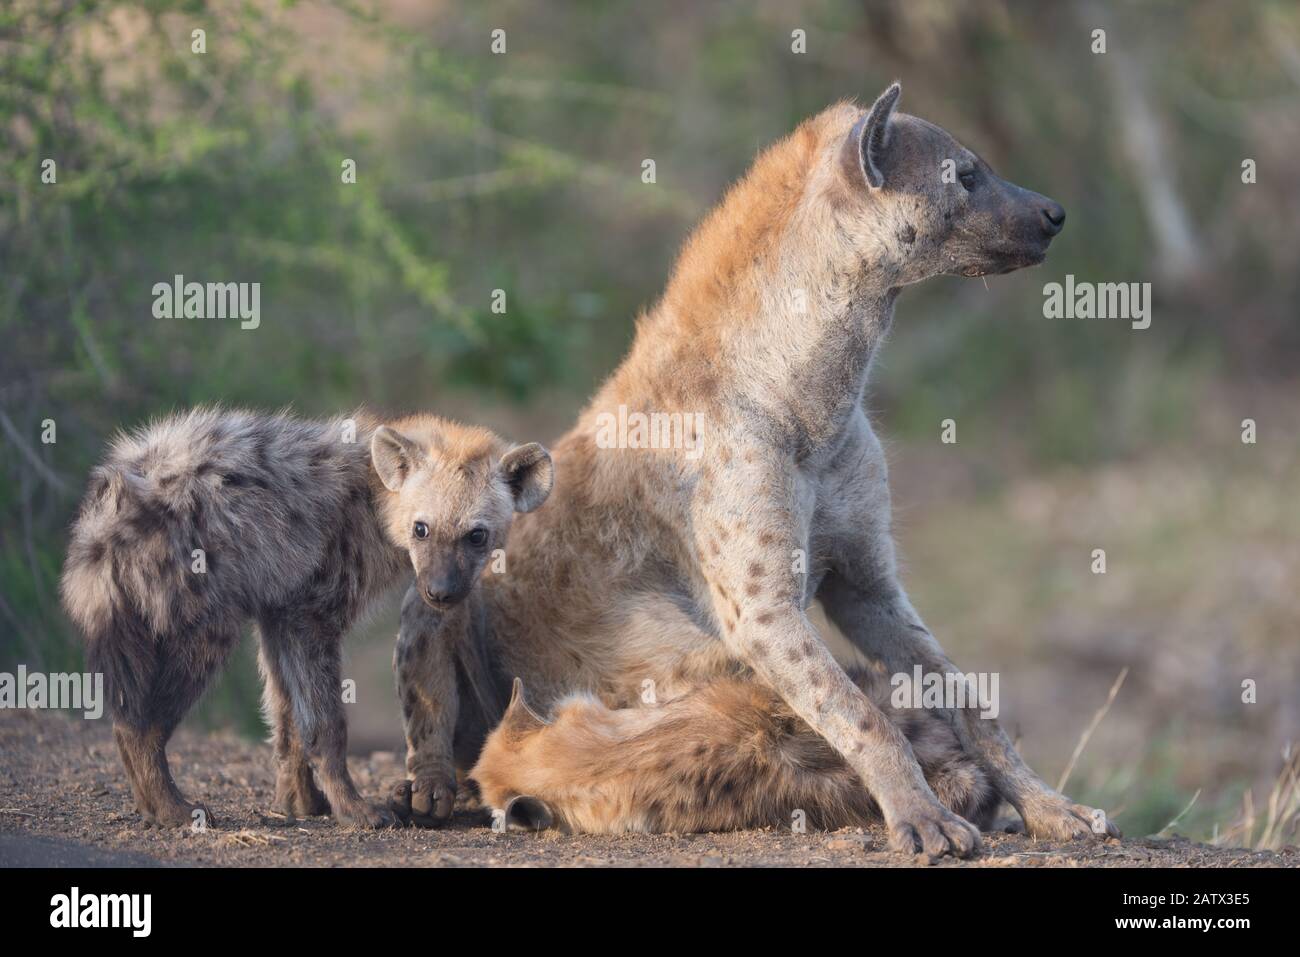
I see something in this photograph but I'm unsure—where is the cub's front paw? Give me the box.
[389,776,456,829]
[1021,795,1121,841]
[886,795,982,861]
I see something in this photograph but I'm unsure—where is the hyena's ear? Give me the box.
[371,426,426,491]
[845,81,901,190]
[501,677,549,738]
[503,794,554,832]
[498,442,553,513]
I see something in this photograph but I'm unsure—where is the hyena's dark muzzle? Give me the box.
[956,173,1065,277]
[417,558,475,609]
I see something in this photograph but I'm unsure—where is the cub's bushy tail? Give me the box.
[60,409,279,725]
[62,465,161,726]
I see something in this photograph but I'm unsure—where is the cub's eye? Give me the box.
[413,521,429,540]
[466,527,488,547]
[959,170,978,192]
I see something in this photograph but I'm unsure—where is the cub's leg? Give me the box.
[388,587,460,828]
[257,621,329,818]
[258,611,391,828]
[105,623,238,828]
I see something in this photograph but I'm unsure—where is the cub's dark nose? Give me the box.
[1041,201,1066,237]
[425,583,466,607]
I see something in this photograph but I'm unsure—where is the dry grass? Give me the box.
[1213,744,1300,851]
[889,389,1300,844]
[1056,667,1128,793]
[216,830,287,849]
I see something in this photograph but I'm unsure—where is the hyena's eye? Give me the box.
[413,521,429,540]
[466,527,488,547]
[959,169,978,192]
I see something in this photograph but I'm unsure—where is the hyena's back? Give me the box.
[471,670,1000,834]
[61,406,381,722]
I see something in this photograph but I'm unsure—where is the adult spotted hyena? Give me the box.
[398,83,1118,857]
[60,407,551,828]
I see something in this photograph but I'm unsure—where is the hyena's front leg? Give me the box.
[818,574,1122,842]
[696,470,980,859]
[259,612,392,828]
[388,586,460,828]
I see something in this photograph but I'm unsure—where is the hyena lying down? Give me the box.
[472,674,1000,834]
[390,614,999,833]
[60,407,551,827]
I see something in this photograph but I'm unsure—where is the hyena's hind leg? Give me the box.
[105,622,239,828]
[257,612,392,828]
[256,625,329,818]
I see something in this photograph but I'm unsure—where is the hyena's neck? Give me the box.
[631,194,899,452]
[598,110,903,452]
[746,240,899,452]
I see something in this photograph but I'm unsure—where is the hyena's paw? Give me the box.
[332,798,395,830]
[886,795,982,861]
[143,797,214,830]
[389,776,456,829]
[274,771,330,819]
[1021,795,1121,841]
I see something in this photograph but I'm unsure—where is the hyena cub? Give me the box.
[60,406,552,828]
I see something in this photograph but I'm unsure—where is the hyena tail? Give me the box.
[61,465,155,726]
[81,602,157,729]
[470,673,1000,835]
[61,462,235,730]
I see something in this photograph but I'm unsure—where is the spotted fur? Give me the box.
[404,85,1118,855]
[61,406,549,828]
[472,672,999,834]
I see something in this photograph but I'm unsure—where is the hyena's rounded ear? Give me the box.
[371,426,426,492]
[503,794,554,832]
[844,81,901,190]
[498,442,553,513]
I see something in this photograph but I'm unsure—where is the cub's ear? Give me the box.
[371,426,426,491]
[504,677,549,730]
[845,81,901,190]
[498,442,553,513]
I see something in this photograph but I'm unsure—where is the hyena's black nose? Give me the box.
[425,583,459,606]
[1040,201,1066,237]
[424,574,472,607]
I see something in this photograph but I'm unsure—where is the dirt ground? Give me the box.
[0,710,1292,868]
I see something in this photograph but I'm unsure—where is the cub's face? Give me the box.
[372,425,553,610]
[838,84,1065,286]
